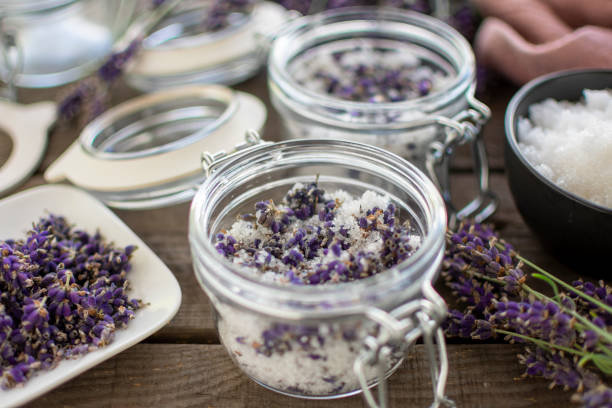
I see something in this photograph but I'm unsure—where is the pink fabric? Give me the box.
[473,0,612,84]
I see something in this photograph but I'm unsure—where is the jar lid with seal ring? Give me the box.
[125,1,291,91]
[190,135,454,407]
[268,6,497,226]
[44,84,267,210]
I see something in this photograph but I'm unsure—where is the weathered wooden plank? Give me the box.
[26,343,569,408]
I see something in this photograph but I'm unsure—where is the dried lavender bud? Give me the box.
[214,182,420,286]
[0,215,141,389]
[577,384,612,408]
[97,39,142,84]
[492,300,576,348]
[518,347,603,396]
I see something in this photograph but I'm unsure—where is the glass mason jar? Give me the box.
[268,7,497,224]
[44,85,267,210]
[0,0,136,88]
[189,137,454,407]
[126,0,290,91]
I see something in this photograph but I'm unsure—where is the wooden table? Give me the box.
[3,72,587,408]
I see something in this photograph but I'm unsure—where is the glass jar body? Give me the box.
[211,294,405,398]
[268,7,477,170]
[0,0,136,88]
[189,139,447,399]
[270,88,471,170]
[268,8,498,225]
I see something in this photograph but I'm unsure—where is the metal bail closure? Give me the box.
[44,85,267,209]
[201,129,269,177]
[425,94,498,228]
[354,283,455,408]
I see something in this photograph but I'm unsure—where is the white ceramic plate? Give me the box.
[0,185,182,407]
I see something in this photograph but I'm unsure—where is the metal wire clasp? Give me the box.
[201,129,268,177]
[425,94,498,229]
[354,283,456,408]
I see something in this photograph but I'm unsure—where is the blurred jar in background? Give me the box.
[0,0,136,88]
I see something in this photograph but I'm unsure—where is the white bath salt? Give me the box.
[213,183,418,395]
[218,184,421,286]
[518,89,612,208]
[216,301,399,396]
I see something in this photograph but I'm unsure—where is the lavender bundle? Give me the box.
[0,215,141,389]
[443,221,612,407]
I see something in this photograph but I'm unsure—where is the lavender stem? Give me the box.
[495,329,592,358]
[497,242,612,316]
[520,284,612,346]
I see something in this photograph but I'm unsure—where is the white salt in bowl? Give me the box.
[505,69,612,272]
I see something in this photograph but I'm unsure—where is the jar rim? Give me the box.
[189,138,447,319]
[78,85,239,160]
[0,0,77,14]
[268,6,475,118]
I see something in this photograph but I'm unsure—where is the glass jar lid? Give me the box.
[126,1,290,90]
[44,85,266,209]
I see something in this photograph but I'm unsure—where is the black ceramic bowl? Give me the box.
[505,69,612,271]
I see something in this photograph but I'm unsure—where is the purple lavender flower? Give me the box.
[443,220,612,406]
[97,39,141,84]
[578,384,612,408]
[0,215,141,389]
[214,180,418,285]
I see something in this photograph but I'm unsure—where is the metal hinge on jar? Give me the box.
[354,283,456,408]
[201,129,270,177]
[425,95,499,229]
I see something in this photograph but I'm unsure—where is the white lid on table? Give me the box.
[44,84,267,209]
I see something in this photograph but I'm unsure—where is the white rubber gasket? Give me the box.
[0,100,56,196]
[129,1,289,77]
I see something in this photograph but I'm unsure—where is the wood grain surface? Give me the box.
[1,73,583,407]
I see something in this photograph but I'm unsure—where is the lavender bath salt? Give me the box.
[213,181,419,395]
[290,43,452,103]
[518,89,612,208]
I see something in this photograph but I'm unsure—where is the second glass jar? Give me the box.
[268,7,496,222]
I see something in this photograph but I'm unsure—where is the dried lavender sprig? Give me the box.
[445,224,612,350]
[442,220,612,406]
[498,246,612,316]
[447,260,612,351]
[57,0,181,123]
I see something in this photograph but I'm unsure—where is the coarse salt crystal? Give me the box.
[518,89,612,208]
